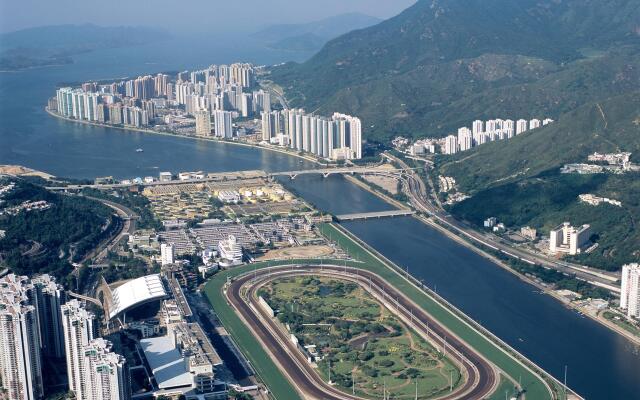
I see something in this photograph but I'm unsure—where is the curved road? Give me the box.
[226,264,499,400]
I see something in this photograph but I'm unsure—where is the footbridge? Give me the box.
[68,291,103,309]
[335,209,415,221]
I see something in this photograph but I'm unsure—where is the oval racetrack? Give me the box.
[225,264,499,400]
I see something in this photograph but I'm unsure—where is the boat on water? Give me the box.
[136,148,144,153]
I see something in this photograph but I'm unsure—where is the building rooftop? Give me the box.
[140,335,192,390]
[109,274,167,319]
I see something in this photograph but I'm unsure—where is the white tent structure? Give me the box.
[108,274,167,320]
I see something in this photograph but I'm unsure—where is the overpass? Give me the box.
[335,209,415,221]
[46,166,420,190]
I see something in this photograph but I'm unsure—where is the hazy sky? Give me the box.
[0,0,416,34]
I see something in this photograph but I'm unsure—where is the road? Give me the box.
[79,196,138,265]
[260,81,290,110]
[45,167,418,191]
[384,153,621,293]
[227,264,499,400]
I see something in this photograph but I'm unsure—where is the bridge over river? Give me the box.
[46,166,420,190]
[335,209,415,221]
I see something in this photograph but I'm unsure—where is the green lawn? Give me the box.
[486,374,520,400]
[603,311,640,337]
[203,223,567,399]
[263,276,460,398]
[317,223,564,400]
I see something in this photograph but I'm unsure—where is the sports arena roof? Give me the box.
[140,335,192,390]
[108,274,167,319]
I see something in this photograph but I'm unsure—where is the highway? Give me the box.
[384,153,621,293]
[79,196,138,265]
[226,264,500,400]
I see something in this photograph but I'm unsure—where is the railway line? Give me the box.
[225,264,501,399]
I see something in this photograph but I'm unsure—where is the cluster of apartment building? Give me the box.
[61,300,130,400]
[49,62,365,161]
[50,63,260,133]
[561,152,640,174]
[261,109,362,160]
[0,274,129,400]
[54,86,156,127]
[442,117,554,155]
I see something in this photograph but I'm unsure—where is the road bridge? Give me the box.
[46,166,421,190]
[268,166,419,179]
[335,209,415,221]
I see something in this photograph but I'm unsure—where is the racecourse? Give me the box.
[204,223,571,399]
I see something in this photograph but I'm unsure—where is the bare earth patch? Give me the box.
[259,245,335,260]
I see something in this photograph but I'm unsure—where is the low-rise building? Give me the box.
[218,235,243,267]
[484,217,497,229]
[217,190,240,204]
[140,323,225,399]
[549,222,591,255]
[578,194,622,207]
[159,172,173,182]
[520,226,537,240]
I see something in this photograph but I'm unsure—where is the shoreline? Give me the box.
[45,107,322,166]
[352,174,640,348]
[0,164,55,179]
[327,223,570,399]
[343,174,410,211]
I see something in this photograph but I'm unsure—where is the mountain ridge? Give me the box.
[270,0,640,141]
[251,13,381,52]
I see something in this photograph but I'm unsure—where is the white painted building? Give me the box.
[457,127,473,151]
[161,243,176,266]
[218,235,243,267]
[549,222,591,255]
[516,119,528,135]
[0,275,44,400]
[61,300,96,400]
[443,135,458,155]
[621,263,640,318]
[194,109,212,137]
[83,338,130,400]
[529,118,541,130]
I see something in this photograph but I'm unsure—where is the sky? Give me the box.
[0,0,416,34]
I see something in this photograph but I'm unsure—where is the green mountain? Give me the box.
[440,91,640,270]
[441,91,640,192]
[268,0,640,270]
[270,0,640,141]
[0,177,115,283]
[0,24,170,71]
